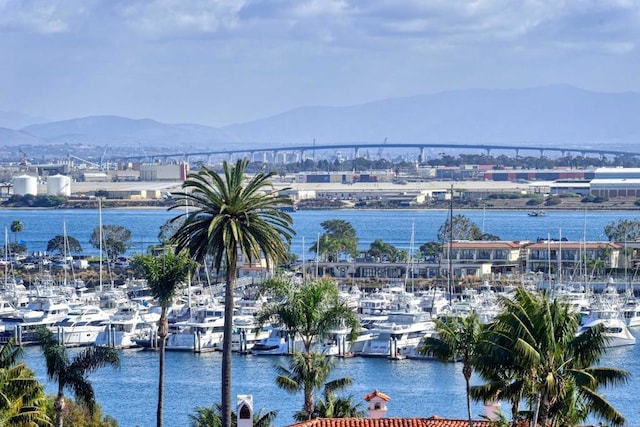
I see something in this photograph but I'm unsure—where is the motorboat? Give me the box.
[578,317,636,348]
[355,311,436,357]
[528,210,547,217]
[250,326,304,355]
[51,305,111,347]
[95,303,159,349]
[165,306,225,352]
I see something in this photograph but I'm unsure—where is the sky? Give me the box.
[1,0,640,127]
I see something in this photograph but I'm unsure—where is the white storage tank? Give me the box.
[47,174,71,196]
[13,175,38,196]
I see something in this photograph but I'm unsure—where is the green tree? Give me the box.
[310,220,358,261]
[36,327,120,427]
[419,313,482,427]
[276,352,353,421]
[189,403,276,427]
[90,225,132,260]
[604,218,640,241]
[437,214,489,243]
[170,159,295,427]
[258,277,360,418]
[472,288,630,427]
[368,239,397,261]
[157,217,185,246]
[43,399,117,427]
[10,220,23,244]
[0,340,50,426]
[46,235,83,255]
[310,379,365,420]
[419,241,442,261]
[131,251,192,427]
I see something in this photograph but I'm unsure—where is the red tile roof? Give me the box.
[364,390,391,402]
[288,417,492,427]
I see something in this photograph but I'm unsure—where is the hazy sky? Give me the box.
[1,0,639,127]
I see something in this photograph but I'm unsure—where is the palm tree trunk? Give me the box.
[464,370,472,427]
[222,256,237,427]
[55,389,65,427]
[157,310,168,427]
[304,351,314,419]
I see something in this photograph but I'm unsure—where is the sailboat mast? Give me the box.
[99,197,103,292]
[448,184,454,305]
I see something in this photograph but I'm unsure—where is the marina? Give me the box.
[2,208,640,426]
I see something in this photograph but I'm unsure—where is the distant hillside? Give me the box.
[3,86,640,151]
[221,85,640,149]
[21,115,237,149]
[0,110,47,129]
[0,127,44,146]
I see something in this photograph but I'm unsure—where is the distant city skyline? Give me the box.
[1,1,639,127]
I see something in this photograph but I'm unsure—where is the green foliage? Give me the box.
[545,196,562,206]
[43,397,118,427]
[604,219,640,241]
[310,219,359,261]
[486,192,525,200]
[157,217,185,245]
[420,314,482,423]
[3,194,66,207]
[437,214,493,242]
[36,327,120,427]
[418,241,442,261]
[90,225,133,260]
[525,198,543,206]
[472,288,629,427]
[0,340,50,426]
[368,239,400,261]
[582,194,609,203]
[189,403,276,427]
[94,190,109,198]
[170,158,295,427]
[47,235,83,255]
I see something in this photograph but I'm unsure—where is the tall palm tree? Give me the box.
[189,403,277,427]
[170,158,295,427]
[473,288,630,427]
[36,327,119,427]
[0,340,50,426]
[132,250,193,427]
[419,313,481,427]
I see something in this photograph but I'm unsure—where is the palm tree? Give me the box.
[170,158,295,427]
[36,327,119,427]
[258,277,360,418]
[277,351,356,421]
[473,288,630,427]
[189,403,277,427]
[132,250,192,427]
[312,378,365,420]
[0,340,50,426]
[10,220,23,244]
[419,313,481,427]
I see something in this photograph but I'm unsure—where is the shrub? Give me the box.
[545,196,562,206]
[526,198,543,206]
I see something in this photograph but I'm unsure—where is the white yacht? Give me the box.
[52,305,111,347]
[165,306,225,352]
[578,316,636,348]
[355,311,436,358]
[95,304,159,349]
[250,326,304,355]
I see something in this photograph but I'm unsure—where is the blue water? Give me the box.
[1,208,639,257]
[2,208,640,426]
[19,340,640,427]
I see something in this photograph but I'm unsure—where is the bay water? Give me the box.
[2,208,640,426]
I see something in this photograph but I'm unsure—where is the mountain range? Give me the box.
[2,85,639,153]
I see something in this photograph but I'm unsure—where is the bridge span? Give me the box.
[112,142,640,164]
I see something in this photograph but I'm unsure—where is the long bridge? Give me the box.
[111,142,640,164]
